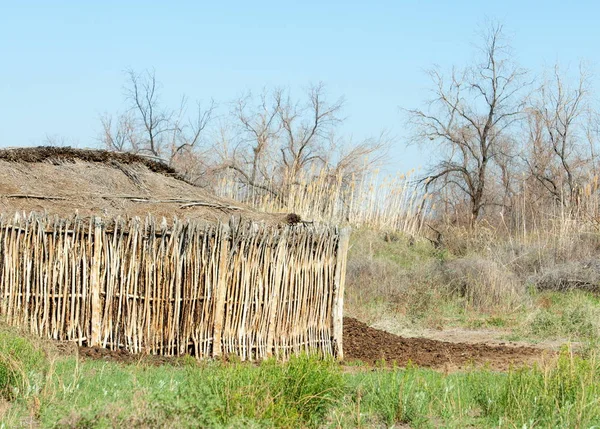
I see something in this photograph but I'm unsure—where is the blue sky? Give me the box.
[1,1,598,171]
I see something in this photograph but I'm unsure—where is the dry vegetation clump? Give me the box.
[429,224,500,256]
[491,228,600,294]
[346,226,530,316]
[344,229,445,324]
[440,257,525,310]
[0,146,180,176]
[346,257,406,305]
[528,261,600,293]
[428,222,600,294]
[522,292,600,341]
[345,220,600,337]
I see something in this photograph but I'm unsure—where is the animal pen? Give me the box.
[0,148,350,361]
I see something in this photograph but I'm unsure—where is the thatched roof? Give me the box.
[0,146,298,225]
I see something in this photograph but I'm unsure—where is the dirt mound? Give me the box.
[73,318,548,371]
[343,317,545,371]
[0,146,297,225]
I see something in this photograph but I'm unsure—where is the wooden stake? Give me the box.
[211,224,230,357]
[332,227,350,360]
[90,217,102,347]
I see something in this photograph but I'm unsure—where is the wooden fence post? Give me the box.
[266,229,287,357]
[90,217,102,347]
[332,227,350,360]
[212,224,230,357]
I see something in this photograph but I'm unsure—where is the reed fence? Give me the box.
[0,213,350,360]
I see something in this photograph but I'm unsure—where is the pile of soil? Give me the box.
[343,317,545,371]
[0,146,297,225]
[74,318,548,371]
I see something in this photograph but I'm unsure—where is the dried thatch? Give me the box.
[0,146,298,226]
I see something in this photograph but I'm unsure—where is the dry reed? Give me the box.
[214,167,427,235]
[0,212,350,360]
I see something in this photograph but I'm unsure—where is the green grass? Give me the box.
[0,326,48,401]
[1,348,345,429]
[2,335,600,428]
[522,291,600,340]
[0,321,599,428]
[333,348,600,428]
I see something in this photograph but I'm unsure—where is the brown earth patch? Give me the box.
[343,317,548,371]
[71,318,549,372]
[77,346,182,366]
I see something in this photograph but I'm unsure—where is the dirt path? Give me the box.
[388,326,578,351]
[343,317,551,371]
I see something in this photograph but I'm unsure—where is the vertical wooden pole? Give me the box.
[332,227,350,360]
[212,224,230,357]
[90,217,102,347]
[266,229,287,357]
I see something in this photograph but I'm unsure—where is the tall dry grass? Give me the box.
[216,164,600,327]
[214,167,428,235]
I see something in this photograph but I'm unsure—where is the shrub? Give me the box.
[523,292,600,340]
[274,353,344,424]
[441,257,525,310]
[530,261,600,293]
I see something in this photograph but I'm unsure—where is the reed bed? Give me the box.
[0,212,349,360]
[214,168,427,235]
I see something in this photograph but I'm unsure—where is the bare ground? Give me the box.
[68,317,555,372]
[388,326,579,351]
[343,317,550,371]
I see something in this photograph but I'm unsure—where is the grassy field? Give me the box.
[0,330,598,428]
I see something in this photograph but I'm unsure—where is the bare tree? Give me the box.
[524,63,591,207]
[102,73,386,201]
[225,89,284,200]
[407,22,529,226]
[43,134,78,147]
[100,111,140,153]
[278,83,344,180]
[220,84,386,204]
[100,69,215,168]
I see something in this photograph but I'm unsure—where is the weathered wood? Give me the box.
[1,194,67,200]
[180,202,242,210]
[0,212,347,361]
[332,227,351,360]
[90,217,102,346]
[266,230,287,357]
[211,225,230,357]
